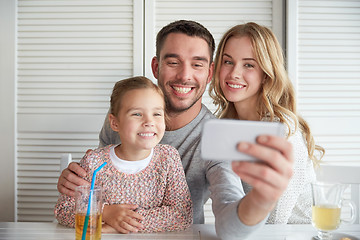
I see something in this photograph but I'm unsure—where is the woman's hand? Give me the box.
[232,135,294,225]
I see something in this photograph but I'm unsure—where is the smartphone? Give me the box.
[201,119,285,161]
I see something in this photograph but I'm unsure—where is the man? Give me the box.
[57,20,293,239]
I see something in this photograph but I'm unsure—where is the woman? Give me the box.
[209,22,325,224]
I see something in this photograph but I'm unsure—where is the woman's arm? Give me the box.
[213,135,294,239]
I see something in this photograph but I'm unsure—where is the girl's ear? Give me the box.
[109,114,120,132]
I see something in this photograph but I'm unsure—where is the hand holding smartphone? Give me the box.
[200,119,285,162]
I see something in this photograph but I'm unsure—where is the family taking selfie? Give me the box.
[54,20,326,240]
[2,1,359,240]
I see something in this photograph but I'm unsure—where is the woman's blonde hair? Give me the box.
[209,22,324,165]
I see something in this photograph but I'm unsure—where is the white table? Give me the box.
[0,222,359,240]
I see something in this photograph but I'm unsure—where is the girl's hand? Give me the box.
[102,204,145,234]
[102,223,117,233]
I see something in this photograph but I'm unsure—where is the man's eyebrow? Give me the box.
[163,53,209,63]
[163,53,179,59]
[193,56,209,63]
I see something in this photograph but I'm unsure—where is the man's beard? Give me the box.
[164,94,202,115]
[158,74,206,115]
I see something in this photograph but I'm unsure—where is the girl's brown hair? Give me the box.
[110,76,166,120]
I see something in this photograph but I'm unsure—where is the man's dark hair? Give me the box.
[156,20,215,63]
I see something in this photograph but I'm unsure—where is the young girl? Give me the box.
[209,22,325,224]
[55,76,193,233]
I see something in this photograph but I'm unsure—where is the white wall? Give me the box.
[288,0,360,165]
[15,0,141,222]
[0,0,16,221]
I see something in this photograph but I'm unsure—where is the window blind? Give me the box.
[17,0,138,221]
[297,0,360,164]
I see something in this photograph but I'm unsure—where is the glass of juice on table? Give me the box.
[311,182,357,240]
[75,185,102,240]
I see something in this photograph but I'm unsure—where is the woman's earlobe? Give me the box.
[262,75,268,84]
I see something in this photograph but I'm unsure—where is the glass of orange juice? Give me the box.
[75,185,102,240]
[311,182,357,240]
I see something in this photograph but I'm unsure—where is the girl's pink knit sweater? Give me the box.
[54,144,193,232]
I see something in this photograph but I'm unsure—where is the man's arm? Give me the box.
[57,162,89,197]
[58,110,121,196]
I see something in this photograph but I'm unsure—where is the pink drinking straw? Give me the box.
[81,162,107,240]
